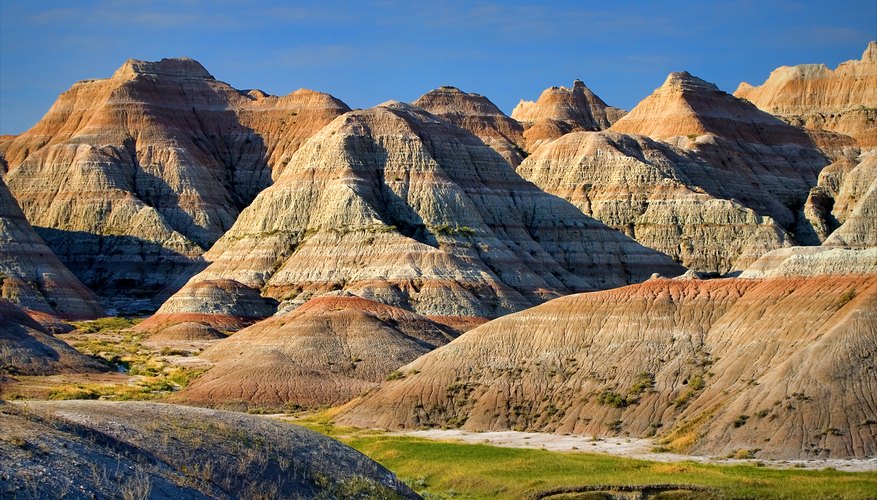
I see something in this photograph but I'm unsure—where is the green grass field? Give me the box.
[295,415,877,499]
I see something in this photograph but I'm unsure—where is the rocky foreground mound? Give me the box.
[413,86,525,166]
[0,299,106,376]
[0,178,102,319]
[511,80,625,152]
[175,294,457,409]
[144,101,682,337]
[0,57,349,299]
[518,72,828,274]
[337,250,877,459]
[735,41,877,149]
[0,400,416,499]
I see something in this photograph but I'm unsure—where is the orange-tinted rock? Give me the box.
[0,178,103,319]
[338,263,877,459]
[176,294,457,409]
[735,42,877,149]
[414,86,525,166]
[0,58,349,299]
[512,80,625,152]
[151,101,683,333]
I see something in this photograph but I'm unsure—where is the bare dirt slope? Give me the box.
[0,400,416,499]
[337,251,877,459]
[176,294,458,409]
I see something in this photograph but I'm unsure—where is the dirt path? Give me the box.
[397,429,877,473]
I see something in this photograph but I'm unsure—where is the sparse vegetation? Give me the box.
[69,317,142,334]
[733,415,750,428]
[430,224,476,237]
[596,390,628,408]
[837,289,857,309]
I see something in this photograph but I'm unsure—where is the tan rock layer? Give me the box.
[735,42,877,148]
[512,80,625,152]
[414,86,525,166]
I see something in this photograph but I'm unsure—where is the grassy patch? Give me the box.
[292,416,877,499]
[68,317,142,334]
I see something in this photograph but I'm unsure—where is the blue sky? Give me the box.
[1,0,874,134]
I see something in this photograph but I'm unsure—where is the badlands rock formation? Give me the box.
[177,294,457,409]
[735,41,877,149]
[0,58,349,298]
[799,152,877,246]
[518,72,828,273]
[338,251,877,459]
[0,400,415,499]
[0,299,106,375]
[0,178,103,319]
[512,80,626,152]
[414,86,525,166]
[145,101,682,336]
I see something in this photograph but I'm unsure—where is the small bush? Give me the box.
[836,289,857,309]
[732,415,749,428]
[386,371,404,381]
[596,390,627,408]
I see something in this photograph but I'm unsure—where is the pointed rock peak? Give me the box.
[863,40,877,62]
[573,79,586,89]
[660,71,720,93]
[113,57,214,80]
[414,86,506,117]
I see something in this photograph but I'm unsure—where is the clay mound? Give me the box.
[414,86,525,166]
[136,279,277,338]
[517,131,794,274]
[176,294,457,409]
[0,400,416,498]
[151,101,682,333]
[338,264,877,459]
[741,247,877,278]
[512,80,625,152]
[610,71,815,146]
[0,178,103,319]
[0,299,106,375]
[0,57,349,299]
[735,41,877,148]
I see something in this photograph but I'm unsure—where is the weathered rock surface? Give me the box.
[799,152,877,246]
[517,132,795,274]
[0,299,106,375]
[0,400,416,499]
[338,260,877,459]
[146,101,682,334]
[512,80,625,152]
[0,178,103,319]
[0,57,349,299]
[176,294,457,409]
[518,72,828,274]
[740,246,877,278]
[735,41,877,149]
[414,86,525,166]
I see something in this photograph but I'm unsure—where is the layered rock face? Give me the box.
[413,86,525,166]
[146,102,683,335]
[176,294,457,408]
[337,252,877,459]
[0,58,349,298]
[735,41,877,149]
[1,401,416,499]
[0,178,103,319]
[518,72,828,274]
[800,152,877,246]
[512,80,626,152]
[0,299,106,375]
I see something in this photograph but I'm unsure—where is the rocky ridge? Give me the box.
[0,57,349,300]
[413,86,525,166]
[143,101,683,338]
[517,72,827,274]
[735,41,877,149]
[512,80,626,152]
